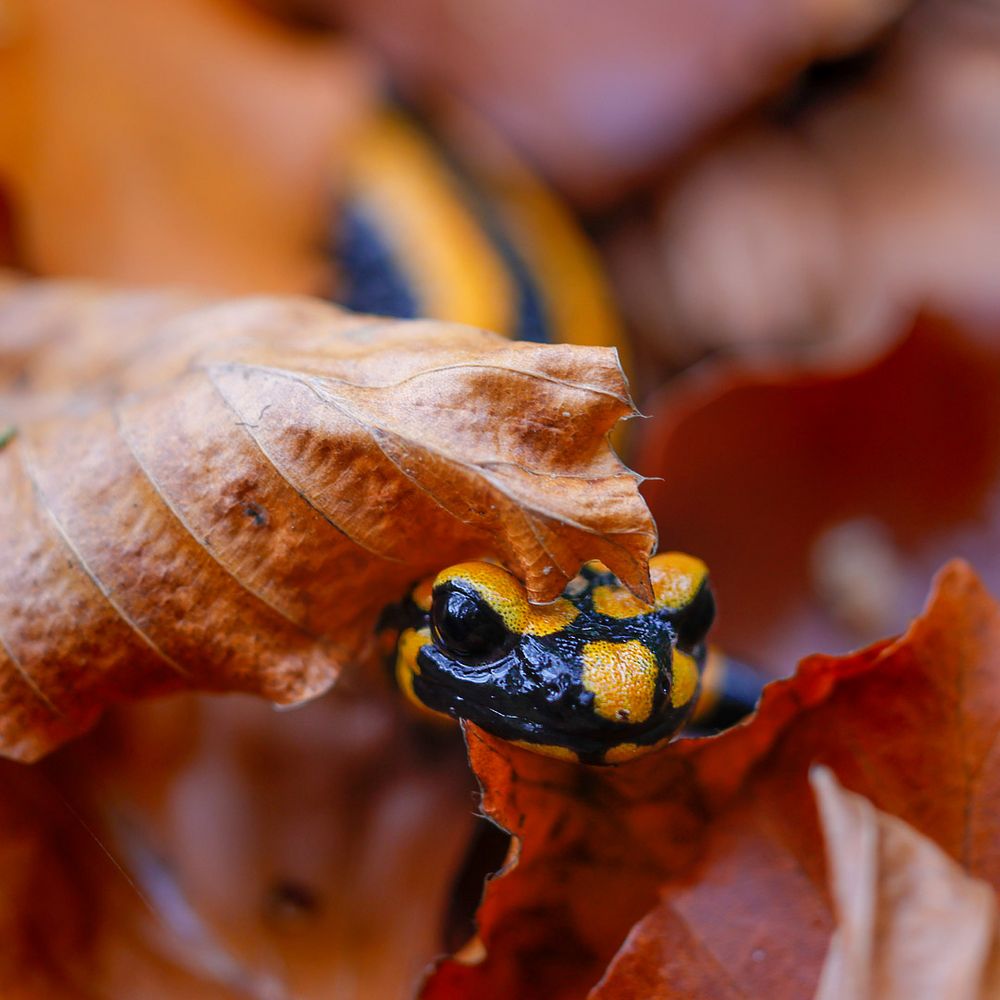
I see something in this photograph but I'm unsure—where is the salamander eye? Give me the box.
[431,583,515,664]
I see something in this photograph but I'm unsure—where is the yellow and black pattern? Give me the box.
[335,109,628,362]
[381,553,726,765]
[342,116,756,761]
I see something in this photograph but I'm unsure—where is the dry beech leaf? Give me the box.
[812,767,1000,1000]
[422,560,1000,1000]
[0,282,654,762]
[0,275,220,424]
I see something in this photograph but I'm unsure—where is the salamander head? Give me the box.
[383,553,715,765]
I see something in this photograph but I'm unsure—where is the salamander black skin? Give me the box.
[382,553,725,765]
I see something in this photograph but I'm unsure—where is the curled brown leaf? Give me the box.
[0,282,654,761]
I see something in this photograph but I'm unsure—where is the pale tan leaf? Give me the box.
[812,766,1000,1000]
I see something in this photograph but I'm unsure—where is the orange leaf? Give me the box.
[0,283,653,761]
[0,688,478,999]
[0,0,375,292]
[422,560,1000,1000]
[812,767,1000,1000]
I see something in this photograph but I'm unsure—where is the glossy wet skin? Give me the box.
[384,553,715,764]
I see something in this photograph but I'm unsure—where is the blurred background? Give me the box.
[2,0,1000,995]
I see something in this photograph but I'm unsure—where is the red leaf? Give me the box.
[422,560,1000,999]
[636,317,1000,673]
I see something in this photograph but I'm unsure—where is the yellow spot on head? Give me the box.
[649,552,708,611]
[670,649,701,708]
[525,598,578,636]
[511,739,578,762]
[395,627,449,722]
[435,562,529,633]
[591,584,652,620]
[603,734,676,764]
[433,561,577,637]
[581,640,659,725]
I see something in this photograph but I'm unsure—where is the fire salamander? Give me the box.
[382,553,760,765]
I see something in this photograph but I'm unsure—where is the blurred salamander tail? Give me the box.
[688,648,764,734]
